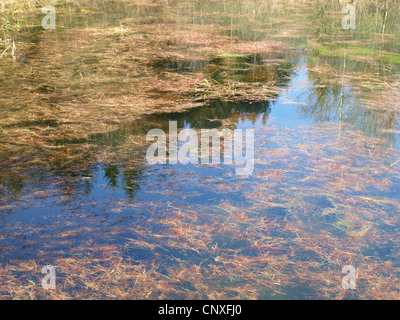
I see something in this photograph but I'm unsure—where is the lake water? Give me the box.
[0,0,400,299]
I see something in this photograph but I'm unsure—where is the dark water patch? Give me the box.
[127,248,155,261]
[303,195,334,209]
[259,280,320,300]
[149,57,210,73]
[256,206,288,220]
[6,119,59,128]
[171,280,197,292]
[361,241,396,261]
[295,249,323,263]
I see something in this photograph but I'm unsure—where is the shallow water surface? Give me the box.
[0,0,400,299]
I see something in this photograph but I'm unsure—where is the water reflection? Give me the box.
[1,0,399,220]
[0,0,400,299]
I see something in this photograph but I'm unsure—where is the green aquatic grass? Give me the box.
[381,54,400,64]
[214,52,253,61]
[313,45,400,65]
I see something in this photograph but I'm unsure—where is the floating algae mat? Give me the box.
[0,0,400,300]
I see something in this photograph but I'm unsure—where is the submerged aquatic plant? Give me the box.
[0,0,400,300]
